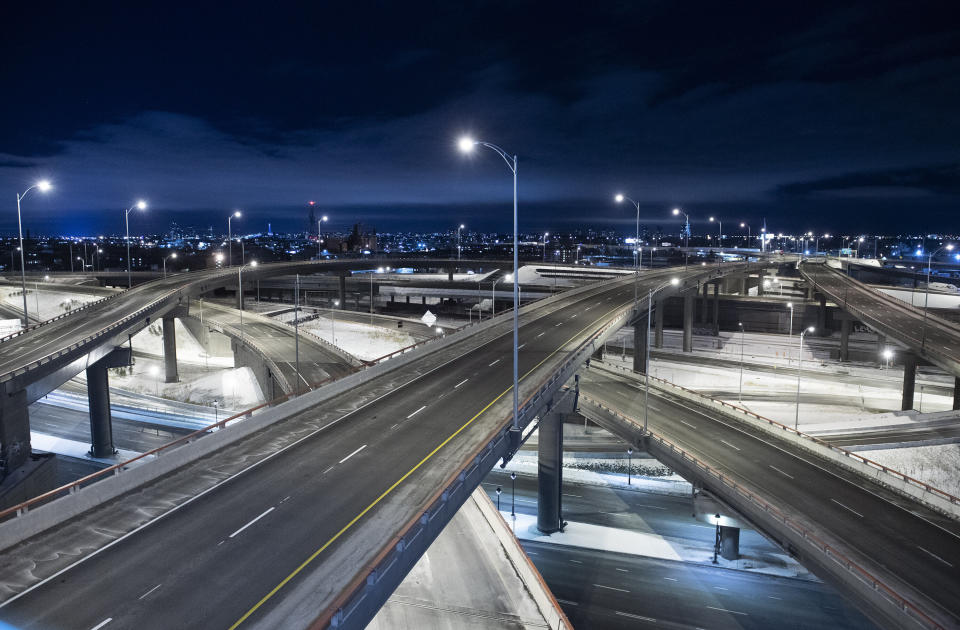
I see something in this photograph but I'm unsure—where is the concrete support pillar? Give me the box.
[817,294,827,336]
[839,319,851,362]
[757,270,765,296]
[537,407,564,534]
[902,354,917,411]
[700,283,709,323]
[0,387,31,476]
[338,273,347,308]
[633,316,648,373]
[953,377,960,411]
[806,284,815,300]
[712,282,720,336]
[719,526,740,561]
[447,269,454,282]
[162,316,179,383]
[739,274,748,296]
[654,298,664,348]
[405,295,410,304]
[683,293,694,352]
[422,296,427,305]
[85,348,130,458]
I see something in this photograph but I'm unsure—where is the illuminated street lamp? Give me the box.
[922,244,954,351]
[370,266,385,322]
[227,210,241,267]
[457,223,465,261]
[162,252,177,279]
[672,207,690,268]
[740,222,751,249]
[615,193,642,304]
[795,326,815,430]
[882,348,893,369]
[786,302,794,364]
[124,199,147,289]
[458,136,522,442]
[331,299,340,344]
[15,180,52,325]
[318,215,329,259]
[510,471,517,516]
[542,232,549,262]
[709,216,722,249]
[626,447,633,485]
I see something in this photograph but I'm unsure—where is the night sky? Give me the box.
[2,1,959,237]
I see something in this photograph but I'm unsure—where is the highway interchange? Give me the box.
[1,267,710,629]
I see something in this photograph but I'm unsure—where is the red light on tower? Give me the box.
[308,200,316,205]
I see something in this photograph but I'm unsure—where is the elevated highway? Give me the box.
[579,363,960,629]
[0,261,759,629]
[799,260,960,409]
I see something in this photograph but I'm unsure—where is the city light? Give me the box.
[457,136,476,152]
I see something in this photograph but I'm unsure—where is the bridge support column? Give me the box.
[86,347,131,457]
[537,393,574,534]
[162,316,179,383]
[757,270,765,296]
[654,298,664,348]
[405,295,410,304]
[954,377,960,411]
[817,294,827,336]
[633,315,648,373]
[682,293,693,352]
[422,296,427,305]
[591,345,603,361]
[902,354,917,411]
[447,269,454,282]
[739,274,748,295]
[839,319,851,362]
[712,282,720,336]
[719,526,740,561]
[700,283,709,323]
[0,386,31,477]
[338,273,347,308]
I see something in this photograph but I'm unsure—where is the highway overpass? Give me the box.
[579,362,960,629]
[0,261,760,629]
[799,260,960,410]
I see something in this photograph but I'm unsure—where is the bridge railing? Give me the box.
[594,360,960,515]
[579,392,944,630]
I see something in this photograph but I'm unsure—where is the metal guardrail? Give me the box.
[595,360,960,509]
[578,392,944,630]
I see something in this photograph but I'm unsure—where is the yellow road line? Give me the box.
[229,290,634,628]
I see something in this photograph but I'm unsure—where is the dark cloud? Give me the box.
[1,1,959,235]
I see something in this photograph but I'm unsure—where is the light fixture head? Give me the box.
[136,200,147,210]
[233,210,242,218]
[459,224,465,229]
[740,222,745,227]
[709,216,715,222]
[37,180,52,192]
[377,266,384,273]
[250,260,258,267]
[787,302,793,308]
[615,194,624,203]
[670,277,679,285]
[947,244,955,251]
[457,136,476,153]
[807,326,815,333]
[322,215,329,222]
[672,208,680,216]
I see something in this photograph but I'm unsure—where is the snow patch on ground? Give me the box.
[106,357,263,410]
[1,288,99,321]
[858,444,960,497]
[130,319,233,367]
[300,317,418,361]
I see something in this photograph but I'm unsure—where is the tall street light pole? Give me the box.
[124,199,147,289]
[457,223,465,262]
[740,222,750,249]
[922,244,954,351]
[370,266,384,322]
[227,210,241,267]
[644,278,680,432]
[458,136,521,442]
[318,215,328,259]
[787,302,794,365]
[15,180,52,326]
[672,208,690,268]
[163,252,177,279]
[709,216,722,249]
[615,194,642,305]
[295,273,301,395]
[795,327,815,430]
[542,232,549,262]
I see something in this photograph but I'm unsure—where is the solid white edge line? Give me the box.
[593,583,629,592]
[917,545,954,567]
[406,406,426,419]
[2,276,644,609]
[90,619,113,630]
[339,444,367,464]
[229,507,276,539]
[706,605,748,616]
[830,498,864,518]
[769,465,794,479]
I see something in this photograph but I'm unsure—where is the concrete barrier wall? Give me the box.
[470,489,573,630]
